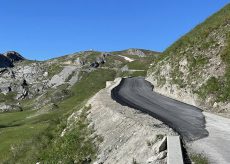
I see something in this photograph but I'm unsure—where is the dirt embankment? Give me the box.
[86,78,175,164]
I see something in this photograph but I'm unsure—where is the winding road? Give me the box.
[111,77,208,141]
[111,77,230,163]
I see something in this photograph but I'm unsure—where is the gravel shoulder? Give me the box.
[188,112,230,164]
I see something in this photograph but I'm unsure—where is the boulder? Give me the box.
[0,85,12,94]
[96,57,106,64]
[156,151,167,160]
[147,151,167,163]
[15,79,29,100]
[43,72,48,77]
[16,86,28,100]
[74,57,85,66]
[154,136,167,153]
[121,65,129,72]
[90,62,100,68]
[0,103,22,112]
[102,53,110,58]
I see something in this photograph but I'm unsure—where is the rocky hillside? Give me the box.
[0,49,159,113]
[147,4,230,115]
[0,48,159,163]
[0,51,24,68]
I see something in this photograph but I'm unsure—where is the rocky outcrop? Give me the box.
[0,51,25,69]
[15,79,29,100]
[90,62,99,68]
[90,55,106,68]
[48,66,78,87]
[0,49,157,112]
[4,51,25,62]
[0,54,14,68]
[0,57,49,109]
[127,48,146,57]
[74,57,85,66]
[0,103,22,112]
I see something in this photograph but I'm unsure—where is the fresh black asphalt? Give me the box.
[111,77,209,141]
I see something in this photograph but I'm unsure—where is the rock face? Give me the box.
[0,62,47,97]
[90,62,100,68]
[0,103,22,112]
[48,66,78,87]
[4,51,25,62]
[0,51,25,69]
[90,55,106,68]
[0,49,158,112]
[0,51,49,112]
[127,48,146,57]
[0,54,14,68]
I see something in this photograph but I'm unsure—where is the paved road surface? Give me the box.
[111,77,208,141]
[189,112,230,164]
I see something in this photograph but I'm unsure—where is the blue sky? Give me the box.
[0,0,229,60]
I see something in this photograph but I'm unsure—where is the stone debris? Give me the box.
[154,136,167,153]
[84,78,175,164]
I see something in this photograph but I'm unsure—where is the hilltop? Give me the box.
[0,51,25,68]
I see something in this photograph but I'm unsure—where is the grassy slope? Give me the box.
[0,48,159,162]
[162,4,230,59]
[115,51,160,77]
[148,4,230,103]
[0,69,116,163]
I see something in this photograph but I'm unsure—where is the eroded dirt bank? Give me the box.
[86,78,176,164]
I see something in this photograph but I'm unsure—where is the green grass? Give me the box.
[197,33,230,102]
[47,63,63,78]
[58,69,116,111]
[0,92,17,103]
[188,56,209,72]
[15,60,39,66]
[0,110,47,160]
[83,51,101,63]
[116,70,147,78]
[103,55,128,68]
[197,77,220,99]
[127,60,150,70]
[0,110,34,126]
[0,69,116,163]
[148,4,230,103]
[156,76,166,87]
[38,105,97,163]
[130,71,147,77]
[118,53,142,59]
[164,4,230,57]
[191,153,209,164]
[218,32,230,102]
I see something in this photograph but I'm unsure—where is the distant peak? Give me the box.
[3,51,25,62]
[127,48,146,57]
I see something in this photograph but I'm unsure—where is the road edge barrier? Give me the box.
[167,136,184,164]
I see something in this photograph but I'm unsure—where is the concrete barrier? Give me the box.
[167,136,184,164]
